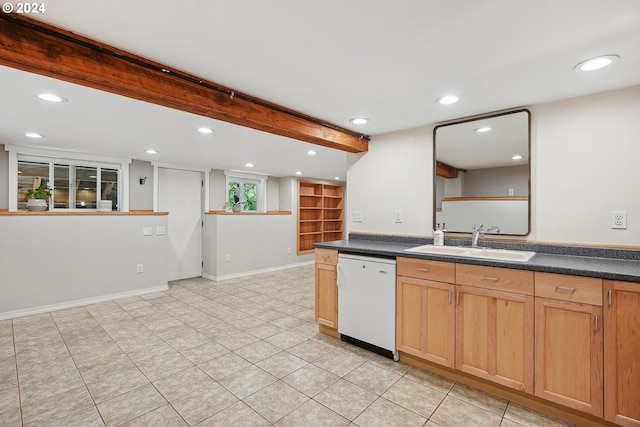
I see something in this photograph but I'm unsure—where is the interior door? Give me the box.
[158,168,203,280]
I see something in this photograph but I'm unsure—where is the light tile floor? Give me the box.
[0,265,579,427]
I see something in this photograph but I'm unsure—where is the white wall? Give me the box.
[0,148,8,210]
[463,165,528,197]
[202,213,313,280]
[347,85,640,246]
[347,126,433,235]
[129,160,154,210]
[532,85,640,245]
[209,169,227,211]
[0,214,168,318]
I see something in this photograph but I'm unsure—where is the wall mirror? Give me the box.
[433,109,530,236]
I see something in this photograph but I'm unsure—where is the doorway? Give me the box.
[158,168,203,280]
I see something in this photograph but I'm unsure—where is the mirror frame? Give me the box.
[433,108,531,236]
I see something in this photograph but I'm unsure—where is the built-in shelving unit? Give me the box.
[297,181,344,254]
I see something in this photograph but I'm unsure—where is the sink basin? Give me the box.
[404,245,535,262]
[404,245,470,256]
[464,248,536,262]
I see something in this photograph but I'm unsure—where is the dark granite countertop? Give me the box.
[315,234,640,283]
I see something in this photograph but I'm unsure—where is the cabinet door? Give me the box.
[535,298,603,417]
[397,276,455,367]
[455,285,534,393]
[604,280,640,426]
[315,263,338,329]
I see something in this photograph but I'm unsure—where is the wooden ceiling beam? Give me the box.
[435,161,459,179]
[0,15,368,153]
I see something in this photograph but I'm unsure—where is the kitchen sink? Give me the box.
[404,245,536,262]
[404,245,470,256]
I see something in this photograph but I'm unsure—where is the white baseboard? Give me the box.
[0,285,169,321]
[202,260,314,282]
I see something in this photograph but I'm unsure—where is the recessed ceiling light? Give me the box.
[350,118,369,125]
[37,93,67,103]
[334,176,341,180]
[25,132,43,138]
[198,127,214,134]
[575,54,619,71]
[307,150,317,156]
[245,162,255,168]
[295,171,303,175]
[145,149,158,154]
[512,154,523,160]
[475,127,492,133]
[436,95,459,105]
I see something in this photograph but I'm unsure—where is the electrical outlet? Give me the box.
[611,211,627,229]
[136,264,143,273]
[352,211,362,223]
[225,254,230,262]
[394,210,403,223]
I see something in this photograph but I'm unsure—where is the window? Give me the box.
[225,172,266,212]
[18,159,120,210]
[7,145,130,212]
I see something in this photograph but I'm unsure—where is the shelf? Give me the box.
[297,181,344,254]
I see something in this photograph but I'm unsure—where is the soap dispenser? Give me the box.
[434,223,444,246]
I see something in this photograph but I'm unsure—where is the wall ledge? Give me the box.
[205,210,291,215]
[0,209,168,216]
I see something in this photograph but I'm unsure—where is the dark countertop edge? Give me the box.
[347,233,640,260]
[314,237,640,283]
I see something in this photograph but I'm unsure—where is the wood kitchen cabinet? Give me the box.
[604,279,640,426]
[534,272,603,417]
[455,264,534,393]
[396,258,456,367]
[314,249,338,330]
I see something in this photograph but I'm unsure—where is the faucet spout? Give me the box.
[472,224,500,247]
[471,224,484,247]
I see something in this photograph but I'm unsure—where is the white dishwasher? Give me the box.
[337,254,398,360]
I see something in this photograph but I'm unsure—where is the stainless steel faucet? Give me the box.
[471,224,500,247]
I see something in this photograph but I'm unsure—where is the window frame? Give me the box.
[6,145,131,212]
[224,171,267,212]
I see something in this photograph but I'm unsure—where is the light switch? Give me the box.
[143,227,153,236]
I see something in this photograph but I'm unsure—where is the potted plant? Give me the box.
[24,185,52,211]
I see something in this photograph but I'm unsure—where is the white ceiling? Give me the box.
[2,0,640,180]
[436,111,529,170]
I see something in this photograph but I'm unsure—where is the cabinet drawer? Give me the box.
[315,249,338,265]
[456,264,534,295]
[535,272,602,306]
[397,257,455,283]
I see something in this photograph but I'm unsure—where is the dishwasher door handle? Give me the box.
[336,265,345,288]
